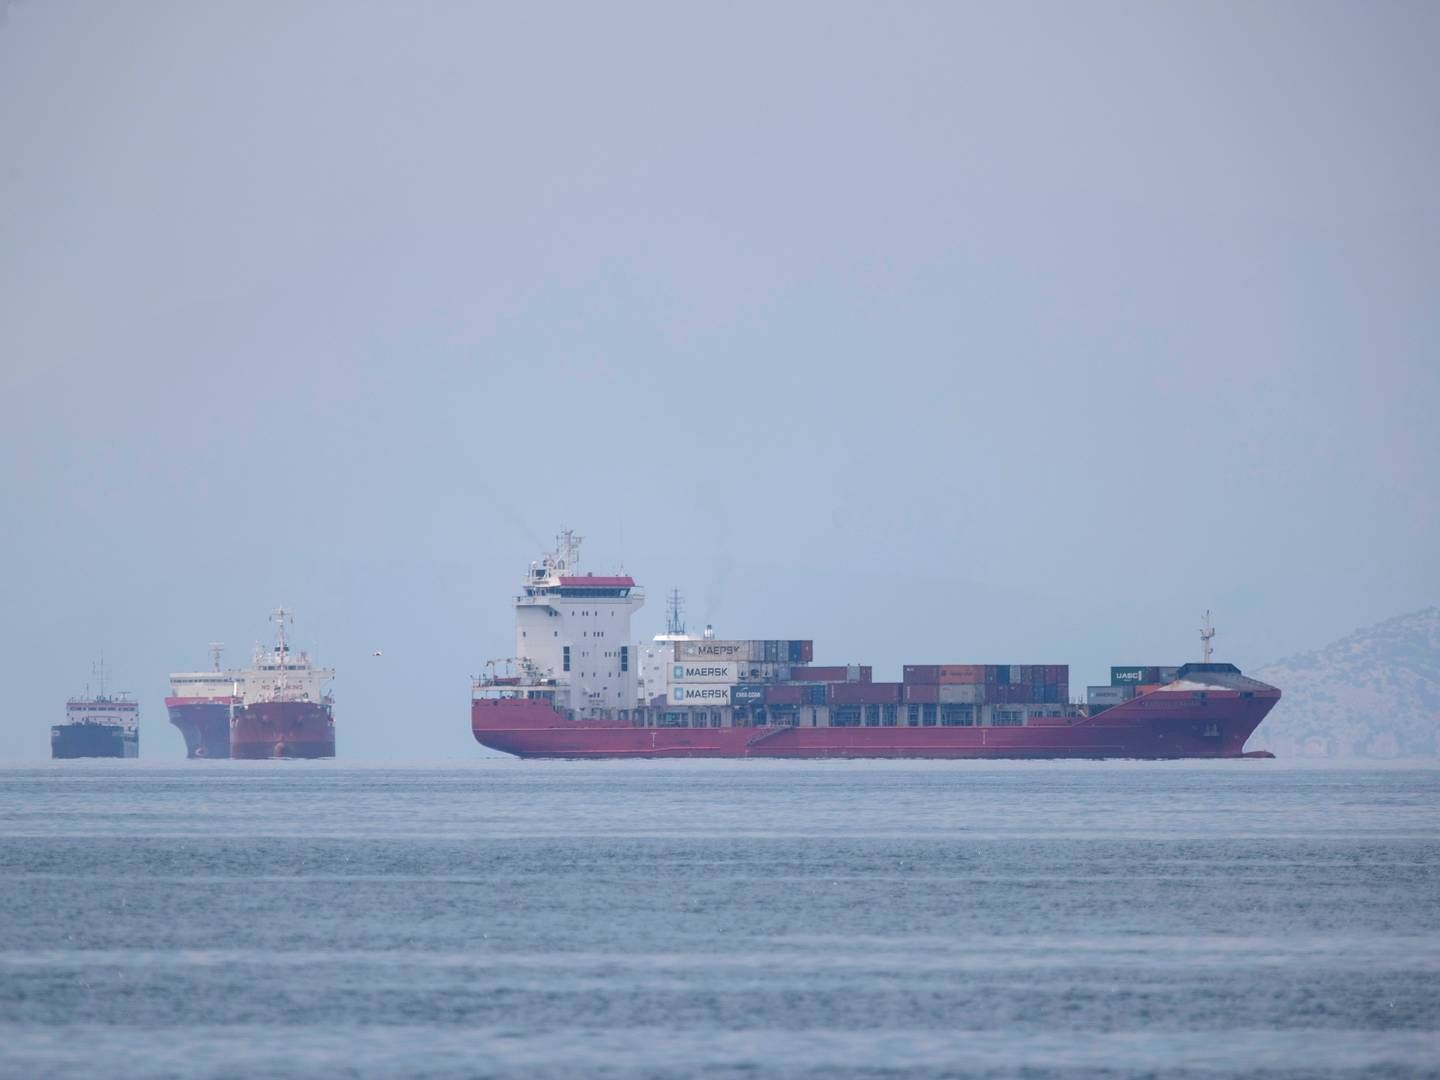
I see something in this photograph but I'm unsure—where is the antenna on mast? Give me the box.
[1200,610,1216,663]
[554,529,583,573]
[666,589,685,636]
[210,642,224,672]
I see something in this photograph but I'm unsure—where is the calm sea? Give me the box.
[0,760,1435,1079]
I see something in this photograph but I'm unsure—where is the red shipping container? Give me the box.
[938,664,985,684]
[789,666,849,682]
[903,665,940,684]
[828,682,902,705]
[764,685,805,705]
[858,666,874,683]
[903,683,939,704]
[799,641,814,663]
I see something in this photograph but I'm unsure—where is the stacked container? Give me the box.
[902,663,1069,708]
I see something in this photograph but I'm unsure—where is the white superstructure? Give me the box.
[507,530,644,716]
[168,642,246,700]
[65,693,139,735]
[243,609,334,705]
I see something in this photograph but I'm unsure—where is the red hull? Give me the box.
[165,697,235,759]
[472,689,1279,759]
[231,701,335,760]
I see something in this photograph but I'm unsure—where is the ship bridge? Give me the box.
[506,531,644,717]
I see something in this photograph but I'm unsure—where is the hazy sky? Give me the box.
[2,2,1437,760]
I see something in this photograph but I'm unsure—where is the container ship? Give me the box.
[471,534,1280,759]
[229,609,336,760]
[166,643,244,758]
[52,665,140,759]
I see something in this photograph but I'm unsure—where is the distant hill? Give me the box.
[1248,608,1440,758]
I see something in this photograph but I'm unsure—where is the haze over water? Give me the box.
[1,760,1435,1079]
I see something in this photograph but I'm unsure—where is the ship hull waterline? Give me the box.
[472,692,1278,760]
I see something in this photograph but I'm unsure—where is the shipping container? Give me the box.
[938,664,986,684]
[828,682,902,705]
[1110,666,1147,686]
[675,640,812,663]
[731,684,766,706]
[938,683,984,705]
[902,683,939,704]
[676,640,758,662]
[763,684,804,706]
[1158,666,1179,683]
[993,665,1009,685]
[903,665,940,685]
[788,666,851,683]
[669,684,733,705]
[670,661,740,684]
[1087,685,1134,705]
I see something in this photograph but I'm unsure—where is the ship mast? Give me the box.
[271,607,293,696]
[666,589,686,636]
[555,529,582,574]
[1200,610,1216,663]
[210,642,224,672]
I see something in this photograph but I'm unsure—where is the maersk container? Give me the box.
[676,640,756,662]
[670,661,739,685]
[670,684,733,705]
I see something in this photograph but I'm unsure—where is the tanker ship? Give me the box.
[471,533,1280,759]
[166,643,243,758]
[229,609,335,759]
[53,664,140,759]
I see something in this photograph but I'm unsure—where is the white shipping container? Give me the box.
[937,683,983,704]
[670,684,734,705]
[674,640,762,662]
[1087,685,1134,704]
[670,661,740,685]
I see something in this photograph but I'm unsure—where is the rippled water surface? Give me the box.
[0,760,1436,1078]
